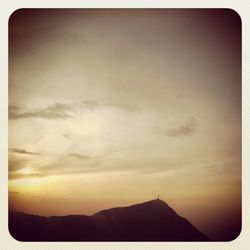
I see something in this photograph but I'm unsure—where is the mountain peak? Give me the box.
[9,199,209,241]
[130,198,173,210]
[128,198,169,209]
[146,198,168,204]
[94,198,170,217]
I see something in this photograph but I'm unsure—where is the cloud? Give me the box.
[68,153,92,160]
[81,100,139,112]
[8,150,180,180]
[103,102,139,112]
[8,152,99,180]
[9,148,42,174]
[62,134,72,139]
[8,158,46,179]
[35,156,100,177]
[8,154,178,179]
[153,117,197,137]
[9,103,75,120]
[9,158,30,172]
[9,100,139,121]
[9,172,45,180]
[9,148,41,155]
[81,100,99,110]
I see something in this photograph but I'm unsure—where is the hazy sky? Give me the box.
[9,9,241,240]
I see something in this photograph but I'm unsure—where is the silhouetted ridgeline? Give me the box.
[9,199,209,241]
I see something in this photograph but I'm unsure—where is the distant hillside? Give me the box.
[9,199,209,241]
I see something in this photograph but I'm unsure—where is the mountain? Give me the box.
[9,199,209,241]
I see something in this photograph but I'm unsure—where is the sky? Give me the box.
[8,9,241,241]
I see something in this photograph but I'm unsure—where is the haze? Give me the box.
[8,9,241,240]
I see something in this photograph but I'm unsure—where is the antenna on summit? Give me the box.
[157,193,160,200]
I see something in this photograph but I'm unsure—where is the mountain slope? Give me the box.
[9,199,209,241]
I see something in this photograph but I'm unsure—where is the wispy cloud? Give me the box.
[81,100,99,110]
[39,157,100,177]
[9,103,75,120]
[9,172,45,180]
[8,152,98,180]
[9,148,41,155]
[9,148,42,174]
[153,117,197,137]
[8,151,180,180]
[103,103,139,112]
[8,154,179,179]
[81,100,139,112]
[62,134,72,139]
[8,157,45,179]
[9,100,139,121]
[68,153,92,160]
[9,158,30,172]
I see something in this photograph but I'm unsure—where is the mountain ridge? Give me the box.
[9,199,210,241]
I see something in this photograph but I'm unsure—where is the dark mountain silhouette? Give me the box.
[9,199,209,241]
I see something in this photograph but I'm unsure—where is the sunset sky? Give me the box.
[8,9,241,240]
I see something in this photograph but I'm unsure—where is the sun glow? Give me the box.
[8,175,64,195]
[15,167,34,175]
